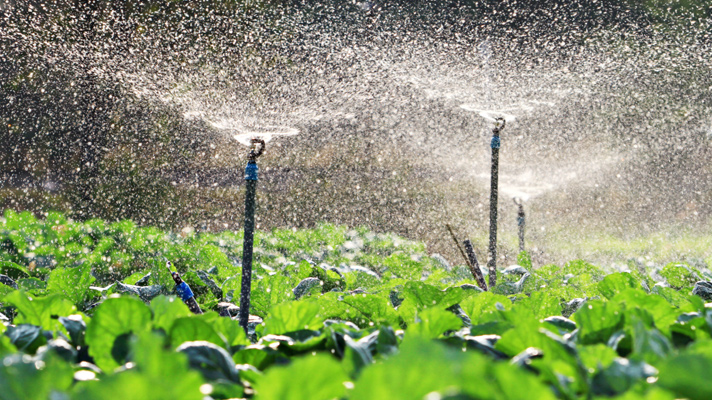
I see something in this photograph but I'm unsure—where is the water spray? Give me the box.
[238,138,265,333]
[487,117,505,288]
[165,260,203,314]
[513,198,525,253]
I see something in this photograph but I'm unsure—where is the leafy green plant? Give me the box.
[2,210,712,399]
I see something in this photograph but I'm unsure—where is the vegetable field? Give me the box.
[1,209,711,399]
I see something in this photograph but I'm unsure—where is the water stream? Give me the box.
[2,1,711,264]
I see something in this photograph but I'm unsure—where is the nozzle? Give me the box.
[493,117,506,135]
[248,138,266,162]
[165,260,182,284]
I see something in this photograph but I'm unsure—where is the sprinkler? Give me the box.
[487,117,505,288]
[238,138,265,333]
[166,260,203,314]
[513,198,525,253]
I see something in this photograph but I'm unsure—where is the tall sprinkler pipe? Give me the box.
[238,138,265,333]
[514,198,525,253]
[487,118,505,288]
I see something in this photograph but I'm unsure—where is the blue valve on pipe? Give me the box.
[166,260,203,314]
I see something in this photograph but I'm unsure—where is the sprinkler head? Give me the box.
[248,138,266,162]
[493,117,506,134]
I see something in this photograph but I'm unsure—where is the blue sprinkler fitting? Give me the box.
[175,281,194,302]
[490,136,501,149]
[245,161,259,181]
[166,261,203,314]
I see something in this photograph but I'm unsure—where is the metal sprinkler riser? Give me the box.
[487,118,505,288]
[238,138,265,333]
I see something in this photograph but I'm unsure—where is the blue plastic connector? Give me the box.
[490,136,501,149]
[245,161,259,181]
[175,281,194,302]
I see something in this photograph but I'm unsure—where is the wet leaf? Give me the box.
[598,273,640,300]
[253,353,349,400]
[47,263,95,305]
[150,295,192,333]
[3,291,77,332]
[176,340,240,384]
[85,296,152,371]
[657,353,712,400]
[5,324,47,353]
[58,315,87,347]
[169,316,225,349]
[261,301,324,335]
[573,299,624,345]
[591,358,657,396]
[0,261,30,280]
[0,354,74,400]
[407,307,463,339]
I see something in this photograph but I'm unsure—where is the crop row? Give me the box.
[1,209,712,399]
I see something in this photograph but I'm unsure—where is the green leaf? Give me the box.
[5,324,46,353]
[314,292,400,328]
[169,316,225,349]
[659,262,700,289]
[459,292,512,325]
[47,263,96,305]
[150,295,192,333]
[487,362,558,400]
[16,277,46,295]
[59,315,87,347]
[653,285,704,311]
[591,358,657,396]
[499,327,588,395]
[253,354,349,400]
[573,299,624,345]
[261,301,324,335]
[176,341,241,384]
[85,296,152,371]
[3,291,77,332]
[381,252,423,280]
[613,289,679,336]
[508,291,561,321]
[126,332,206,398]
[0,334,15,356]
[73,351,206,400]
[517,251,533,270]
[209,315,250,348]
[353,336,473,400]
[400,281,481,312]
[598,273,640,299]
[407,307,463,339]
[233,346,283,370]
[0,354,74,400]
[630,314,672,365]
[563,259,605,280]
[0,261,29,280]
[578,344,618,373]
[353,336,556,400]
[251,274,298,317]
